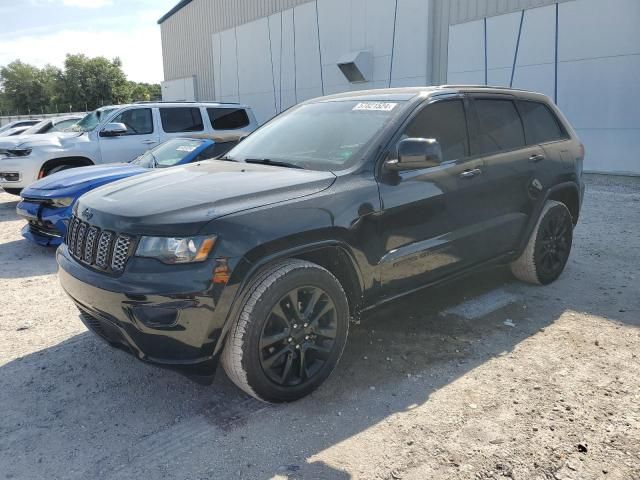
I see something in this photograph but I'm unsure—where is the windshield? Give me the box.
[224,100,404,171]
[71,108,118,133]
[131,138,205,168]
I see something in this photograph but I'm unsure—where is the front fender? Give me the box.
[211,236,365,355]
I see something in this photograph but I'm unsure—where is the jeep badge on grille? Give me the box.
[81,208,93,220]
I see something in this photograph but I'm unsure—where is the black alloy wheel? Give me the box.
[259,286,338,386]
[534,207,572,280]
[510,200,574,285]
[222,259,349,403]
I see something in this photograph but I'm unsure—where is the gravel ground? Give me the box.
[0,174,638,480]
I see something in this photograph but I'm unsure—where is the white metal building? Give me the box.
[159,0,640,175]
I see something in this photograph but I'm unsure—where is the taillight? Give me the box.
[578,143,585,159]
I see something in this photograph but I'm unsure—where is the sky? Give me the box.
[0,0,177,84]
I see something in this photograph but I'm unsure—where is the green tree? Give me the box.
[0,60,60,114]
[57,54,131,111]
[0,55,163,114]
[128,82,162,102]
[129,81,150,102]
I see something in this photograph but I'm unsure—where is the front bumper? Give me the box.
[57,245,241,373]
[0,157,39,189]
[17,199,70,247]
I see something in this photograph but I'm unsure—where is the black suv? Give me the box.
[58,86,585,402]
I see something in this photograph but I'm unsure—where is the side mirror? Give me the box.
[385,138,443,171]
[100,122,128,137]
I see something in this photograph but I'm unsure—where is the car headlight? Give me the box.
[6,148,32,157]
[49,197,75,208]
[135,235,216,264]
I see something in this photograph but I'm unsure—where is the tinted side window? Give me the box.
[160,107,204,133]
[401,100,468,161]
[518,101,565,145]
[111,108,153,135]
[207,108,250,130]
[474,99,525,155]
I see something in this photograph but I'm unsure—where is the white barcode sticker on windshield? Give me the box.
[176,145,197,152]
[353,102,398,112]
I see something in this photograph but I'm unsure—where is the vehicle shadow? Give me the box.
[0,259,636,480]
[0,193,59,278]
[0,239,57,278]
[0,193,19,221]
[1,175,637,479]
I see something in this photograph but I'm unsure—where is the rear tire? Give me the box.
[222,259,349,403]
[511,200,573,285]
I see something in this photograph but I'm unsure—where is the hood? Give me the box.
[23,163,147,195]
[0,135,30,150]
[76,160,337,236]
[0,131,82,150]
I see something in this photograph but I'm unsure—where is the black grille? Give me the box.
[66,215,135,273]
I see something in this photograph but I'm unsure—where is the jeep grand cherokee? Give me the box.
[57,86,585,403]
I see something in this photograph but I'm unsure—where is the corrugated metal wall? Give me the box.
[161,0,314,100]
[160,0,578,96]
[430,0,575,83]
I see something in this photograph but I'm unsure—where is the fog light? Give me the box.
[0,172,20,182]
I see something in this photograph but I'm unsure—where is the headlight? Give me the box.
[135,235,216,264]
[49,197,75,208]
[6,148,32,157]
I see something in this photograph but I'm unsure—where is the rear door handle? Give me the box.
[459,168,482,179]
[529,154,545,162]
[142,140,157,145]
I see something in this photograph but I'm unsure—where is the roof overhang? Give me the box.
[157,0,193,25]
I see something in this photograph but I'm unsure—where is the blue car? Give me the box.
[17,136,239,246]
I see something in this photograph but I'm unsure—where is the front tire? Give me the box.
[222,259,349,403]
[511,200,573,285]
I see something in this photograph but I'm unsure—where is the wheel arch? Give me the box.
[40,156,94,177]
[547,182,580,224]
[515,181,580,258]
[213,241,364,355]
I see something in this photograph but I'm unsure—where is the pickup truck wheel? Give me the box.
[222,259,349,403]
[511,200,573,285]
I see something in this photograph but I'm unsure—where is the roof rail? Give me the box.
[133,100,241,105]
[440,84,531,92]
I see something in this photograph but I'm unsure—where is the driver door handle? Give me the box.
[529,154,545,162]
[142,140,157,145]
[459,168,482,179]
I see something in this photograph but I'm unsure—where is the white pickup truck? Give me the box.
[0,102,258,195]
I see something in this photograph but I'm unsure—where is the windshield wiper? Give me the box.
[244,158,303,169]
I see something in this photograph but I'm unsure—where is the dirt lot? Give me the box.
[0,174,638,480]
